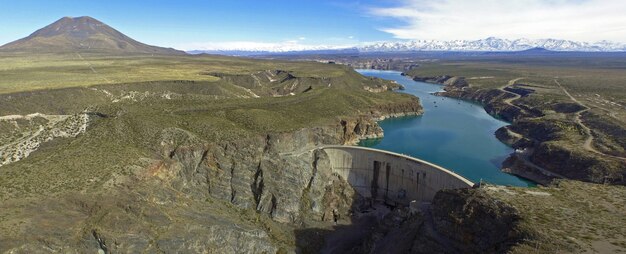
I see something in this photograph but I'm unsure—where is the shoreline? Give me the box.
[399,72,552,185]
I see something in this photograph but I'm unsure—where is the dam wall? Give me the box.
[321,146,474,205]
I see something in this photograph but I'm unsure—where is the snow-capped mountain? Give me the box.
[358,37,626,52]
[187,37,626,55]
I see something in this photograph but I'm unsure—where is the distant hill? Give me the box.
[519,47,552,53]
[0,16,184,54]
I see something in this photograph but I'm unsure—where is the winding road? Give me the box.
[499,77,624,161]
[497,77,625,180]
[500,77,524,105]
[554,79,626,161]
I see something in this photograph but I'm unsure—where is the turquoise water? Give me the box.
[357,70,533,187]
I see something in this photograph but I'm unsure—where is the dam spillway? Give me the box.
[321,146,474,205]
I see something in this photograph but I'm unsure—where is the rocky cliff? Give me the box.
[429,188,524,253]
[311,186,526,254]
[0,97,422,253]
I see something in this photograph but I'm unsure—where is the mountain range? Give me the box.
[0,16,183,54]
[190,37,626,55]
[358,37,626,52]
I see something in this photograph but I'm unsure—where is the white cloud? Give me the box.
[369,0,626,42]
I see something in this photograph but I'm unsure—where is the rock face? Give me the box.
[430,188,523,253]
[160,121,373,224]
[435,85,541,122]
[501,154,558,185]
[412,75,453,84]
[530,143,623,183]
[315,187,524,254]
[370,100,424,120]
[157,99,422,222]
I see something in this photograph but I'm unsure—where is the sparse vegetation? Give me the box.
[485,181,626,253]
[0,52,415,200]
[0,50,422,252]
[0,52,353,94]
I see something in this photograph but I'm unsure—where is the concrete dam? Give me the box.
[321,146,474,205]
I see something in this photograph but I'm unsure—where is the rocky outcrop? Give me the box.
[370,99,424,120]
[503,86,535,97]
[501,154,558,185]
[435,86,540,122]
[327,187,526,254]
[442,76,469,89]
[495,126,528,148]
[409,75,467,89]
[348,207,425,253]
[158,127,345,225]
[430,188,524,253]
[530,142,625,184]
[411,75,453,84]
[339,117,384,145]
[0,113,90,167]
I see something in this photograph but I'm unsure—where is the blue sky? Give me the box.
[0,0,398,50]
[1,0,624,50]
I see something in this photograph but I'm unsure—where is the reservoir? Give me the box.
[357,70,532,187]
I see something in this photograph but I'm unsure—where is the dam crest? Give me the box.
[320,146,474,205]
